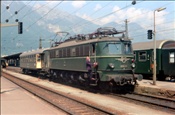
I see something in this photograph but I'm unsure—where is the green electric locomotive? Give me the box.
[42,27,142,89]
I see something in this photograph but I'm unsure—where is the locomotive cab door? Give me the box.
[90,43,97,62]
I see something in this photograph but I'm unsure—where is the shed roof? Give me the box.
[132,39,175,50]
[3,52,22,59]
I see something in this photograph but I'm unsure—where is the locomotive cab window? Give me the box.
[134,52,136,61]
[169,52,175,63]
[124,43,132,54]
[139,51,147,61]
[91,43,96,56]
[108,43,122,54]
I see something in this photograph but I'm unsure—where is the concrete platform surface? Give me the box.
[2,69,175,115]
[1,76,67,115]
[135,79,175,99]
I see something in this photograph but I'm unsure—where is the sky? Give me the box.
[2,1,175,28]
[1,0,175,55]
[30,1,174,27]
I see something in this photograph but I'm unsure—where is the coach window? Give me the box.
[67,48,70,57]
[79,46,83,56]
[33,55,35,62]
[169,52,175,63]
[63,48,67,57]
[59,49,62,57]
[76,47,79,56]
[84,45,90,56]
[56,50,59,57]
[139,51,147,61]
[37,55,41,61]
[71,48,76,56]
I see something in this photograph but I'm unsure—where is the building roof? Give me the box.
[3,52,22,59]
[132,39,175,50]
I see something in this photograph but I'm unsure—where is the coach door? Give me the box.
[43,51,50,69]
[40,53,44,68]
[36,54,42,69]
[89,43,96,62]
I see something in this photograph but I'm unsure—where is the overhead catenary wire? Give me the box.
[41,1,92,42]
[67,1,113,33]
[66,1,174,39]
[2,1,175,55]
[25,1,63,30]
[17,0,174,42]
[45,1,113,41]
[62,0,145,37]
[130,28,175,39]
[7,1,32,21]
[1,1,14,15]
[51,1,92,26]
[20,1,37,20]
[3,1,37,39]
[11,1,64,41]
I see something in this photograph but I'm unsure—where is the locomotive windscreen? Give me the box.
[108,43,122,54]
[107,42,132,54]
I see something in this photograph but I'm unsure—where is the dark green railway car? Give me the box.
[1,58,7,68]
[133,40,175,81]
[43,28,142,89]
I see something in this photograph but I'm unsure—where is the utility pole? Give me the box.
[152,7,166,85]
[39,37,45,49]
[125,19,129,39]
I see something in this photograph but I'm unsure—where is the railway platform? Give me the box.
[1,76,67,115]
[4,66,175,99]
[2,68,175,115]
[135,79,175,99]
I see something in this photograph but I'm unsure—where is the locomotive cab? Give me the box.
[95,40,142,86]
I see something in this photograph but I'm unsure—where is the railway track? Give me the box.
[107,93,175,113]
[2,71,121,115]
[3,67,175,114]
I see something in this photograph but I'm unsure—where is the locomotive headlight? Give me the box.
[109,63,115,69]
[131,63,135,68]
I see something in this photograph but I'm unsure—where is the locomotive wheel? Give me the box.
[58,72,64,83]
[53,72,58,82]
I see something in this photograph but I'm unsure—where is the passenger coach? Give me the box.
[133,40,175,81]
[20,49,46,74]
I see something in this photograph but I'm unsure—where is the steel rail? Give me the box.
[2,71,120,115]
[108,92,175,113]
